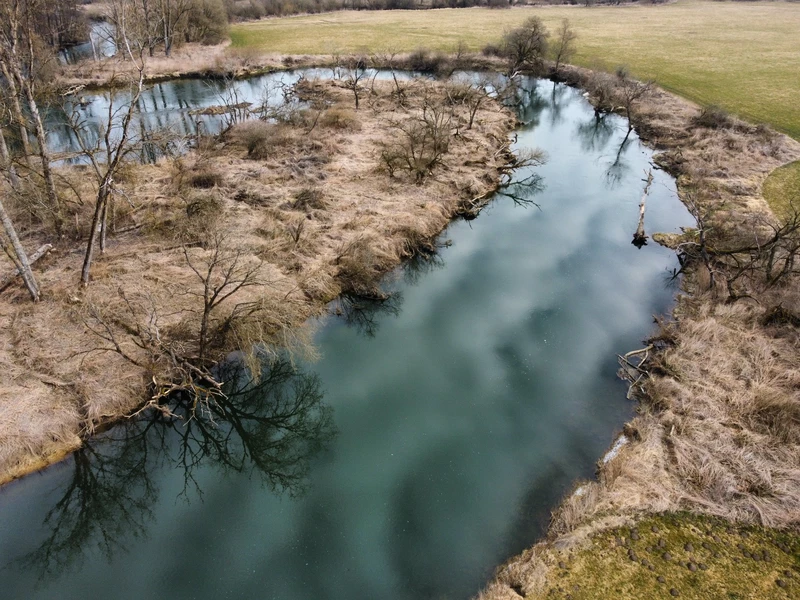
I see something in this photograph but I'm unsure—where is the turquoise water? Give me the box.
[0,78,691,600]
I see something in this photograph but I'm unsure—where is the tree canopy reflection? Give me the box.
[20,356,335,579]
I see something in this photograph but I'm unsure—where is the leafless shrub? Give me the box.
[319,106,360,130]
[186,192,223,221]
[445,80,492,130]
[293,187,327,211]
[284,218,306,248]
[231,120,294,160]
[585,72,616,114]
[183,229,265,362]
[189,168,223,189]
[335,236,388,298]
[692,105,734,130]
[481,43,503,58]
[407,48,448,74]
[379,92,455,182]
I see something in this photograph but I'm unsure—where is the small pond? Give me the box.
[1,76,691,600]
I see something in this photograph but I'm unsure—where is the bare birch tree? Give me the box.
[68,12,147,286]
[0,194,39,300]
[0,0,62,232]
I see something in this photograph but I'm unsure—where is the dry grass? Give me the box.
[0,78,515,484]
[476,65,800,600]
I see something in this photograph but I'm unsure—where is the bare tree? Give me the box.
[342,55,368,110]
[501,16,549,79]
[109,0,162,58]
[551,18,577,73]
[615,71,653,133]
[183,229,264,362]
[72,16,147,286]
[158,0,192,57]
[0,0,62,232]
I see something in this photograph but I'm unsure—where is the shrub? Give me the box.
[407,48,447,74]
[380,96,454,182]
[293,187,327,211]
[692,105,734,130]
[335,236,386,297]
[189,168,223,189]
[319,106,360,130]
[481,42,504,57]
[232,120,294,160]
[186,191,223,220]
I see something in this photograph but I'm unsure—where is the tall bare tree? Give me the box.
[501,16,549,79]
[0,0,62,232]
[71,15,147,286]
[550,18,577,73]
[158,0,192,57]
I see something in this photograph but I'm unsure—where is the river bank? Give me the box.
[0,77,516,486]
[478,65,800,599]
[6,49,800,598]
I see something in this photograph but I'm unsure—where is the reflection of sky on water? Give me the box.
[1,78,691,600]
[46,68,418,165]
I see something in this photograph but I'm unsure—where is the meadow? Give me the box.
[230,1,800,140]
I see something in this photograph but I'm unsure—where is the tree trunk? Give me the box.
[632,170,653,249]
[0,125,20,190]
[99,196,109,253]
[0,195,39,300]
[0,62,33,165]
[22,80,62,235]
[81,184,109,286]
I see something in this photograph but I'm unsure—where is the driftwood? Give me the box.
[617,344,653,400]
[0,244,52,293]
[632,169,653,249]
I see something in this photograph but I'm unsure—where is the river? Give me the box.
[1,75,691,600]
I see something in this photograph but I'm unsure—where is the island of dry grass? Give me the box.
[0,77,516,485]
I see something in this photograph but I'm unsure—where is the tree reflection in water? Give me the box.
[575,112,615,154]
[335,292,404,338]
[20,356,335,579]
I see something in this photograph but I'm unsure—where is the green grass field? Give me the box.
[230,1,800,139]
[763,160,800,218]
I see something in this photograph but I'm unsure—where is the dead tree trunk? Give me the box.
[0,124,20,189]
[0,195,40,300]
[21,77,62,233]
[632,169,653,249]
[0,63,32,166]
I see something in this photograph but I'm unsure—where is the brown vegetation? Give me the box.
[0,78,515,485]
[477,66,800,600]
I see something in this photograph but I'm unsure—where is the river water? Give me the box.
[1,76,691,599]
